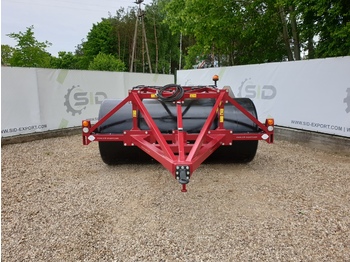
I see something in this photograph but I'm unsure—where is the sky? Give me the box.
[1,0,153,57]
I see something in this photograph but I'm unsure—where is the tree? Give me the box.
[50,51,80,69]
[276,0,302,61]
[309,0,350,57]
[277,0,350,60]
[1,45,15,66]
[79,18,119,69]
[146,1,180,73]
[7,25,52,67]
[88,52,126,71]
[163,0,287,67]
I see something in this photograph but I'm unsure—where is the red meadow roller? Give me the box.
[82,76,274,192]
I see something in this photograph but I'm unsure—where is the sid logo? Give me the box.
[237,78,277,100]
[64,85,107,116]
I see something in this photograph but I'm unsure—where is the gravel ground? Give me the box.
[1,134,350,261]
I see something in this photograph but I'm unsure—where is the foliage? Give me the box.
[50,51,80,69]
[309,0,350,57]
[145,2,182,73]
[88,52,126,72]
[163,0,288,66]
[3,0,349,71]
[1,45,15,66]
[7,25,52,68]
[79,18,119,70]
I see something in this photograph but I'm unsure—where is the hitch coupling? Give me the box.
[175,166,190,185]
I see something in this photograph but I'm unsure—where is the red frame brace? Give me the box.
[82,86,274,192]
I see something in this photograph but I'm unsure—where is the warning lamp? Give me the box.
[212,75,219,87]
[265,118,274,131]
[82,120,91,133]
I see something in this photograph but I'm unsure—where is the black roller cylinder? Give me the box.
[97,97,259,164]
[208,98,258,163]
[97,99,151,164]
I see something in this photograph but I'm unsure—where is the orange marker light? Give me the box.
[212,75,219,81]
[266,118,274,126]
[266,118,274,132]
[82,120,90,127]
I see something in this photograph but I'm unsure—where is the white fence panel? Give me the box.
[177,57,350,137]
[1,68,43,136]
[1,68,174,137]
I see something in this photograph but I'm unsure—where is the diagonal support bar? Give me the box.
[131,92,175,160]
[89,96,131,133]
[226,95,268,132]
[186,91,226,162]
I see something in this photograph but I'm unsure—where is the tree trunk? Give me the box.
[130,15,138,72]
[279,6,294,61]
[141,15,152,73]
[142,19,145,73]
[179,33,182,70]
[289,5,301,60]
[119,32,121,59]
[154,18,159,73]
[307,35,315,59]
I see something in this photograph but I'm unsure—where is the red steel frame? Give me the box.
[82,85,274,192]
